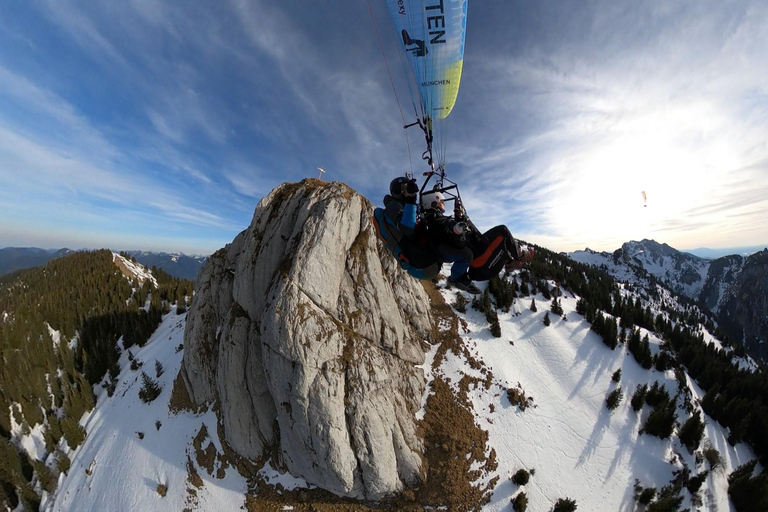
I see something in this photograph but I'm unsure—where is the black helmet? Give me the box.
[389,177,409,198]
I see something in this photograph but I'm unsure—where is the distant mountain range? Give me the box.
[0,247,206,281]
[0,247,74,278]
[570,239,768,362]
[683,245,768,260]
[123,250,207,281]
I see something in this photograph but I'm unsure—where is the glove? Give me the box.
[454,199,465,220]
[452,221,468,235]
[402,179,418,204]
[401,179,418,196]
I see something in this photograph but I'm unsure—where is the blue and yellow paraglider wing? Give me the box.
[385,0,468,119]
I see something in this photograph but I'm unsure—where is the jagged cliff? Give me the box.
[180,179,433,500]
[716,249,768,360]
[699,254,744,313]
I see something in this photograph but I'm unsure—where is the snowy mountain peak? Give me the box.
[611,239,710,298]
[571,240,768,362]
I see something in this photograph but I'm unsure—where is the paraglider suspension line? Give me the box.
[366,0,414,175]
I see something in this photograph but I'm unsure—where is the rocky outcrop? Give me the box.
[716,249,768,361]
[699,254,744,313]
[180,179,433,500]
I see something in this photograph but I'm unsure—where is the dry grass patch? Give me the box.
[168,370,204,415]
[416,281,499,510]
[192,424,228,479]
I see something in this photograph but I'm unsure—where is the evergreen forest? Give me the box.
[0,250,192,510]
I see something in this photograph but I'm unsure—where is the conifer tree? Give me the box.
[138,371,162,404]
[641,399,677,439]
[606,387,623,410]
[512,469,530,486]
[728,460,768,512]
[631,384,648,412]
[512,491,528,511]
[575,298,587,316]
[678,411,705,454]
[543,312,551,326]
[552,497,577,512]
[551,297,563,316]
[530,298,537,312]
[155,360,164,379]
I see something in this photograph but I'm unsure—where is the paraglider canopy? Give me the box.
[384,0,469,170]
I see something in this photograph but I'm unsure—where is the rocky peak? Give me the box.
[615,239,710,298]
[180,179,433,500]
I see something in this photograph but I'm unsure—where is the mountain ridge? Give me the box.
[570,239,768,362]
[0,247,206,281]
[0,247,74,277]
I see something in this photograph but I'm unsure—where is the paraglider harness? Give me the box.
[372,156,475,280]
[374,116,522,280]
[374,116,470,280]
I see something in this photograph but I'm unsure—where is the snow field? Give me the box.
[47,309,247,512]
[435,272,754,512]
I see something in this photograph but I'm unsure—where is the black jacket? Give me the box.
[423,209,469,249]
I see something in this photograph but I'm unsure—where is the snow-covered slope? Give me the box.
[434,274,753,511]
[45,310,248,512]
[43,269,758,511]
[571,241,711,300]
[125,251,206,281]
[569,248,641,284]
[699,255,745,313]
[112,252,158,288]
[571,241,768,363]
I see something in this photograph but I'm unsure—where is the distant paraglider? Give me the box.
[642,191,647,207]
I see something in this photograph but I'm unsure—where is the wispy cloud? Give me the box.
[1,0,766,254]
[448,0,768,251]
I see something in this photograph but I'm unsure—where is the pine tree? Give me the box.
[512,492,528,511]
[155,360,164,379]
[138,371,162,404]
[551,297,563,316]
[606,388,623,410]
[646,485,684,512]
[530,298,537,312]
[512,469,530,486]
[575,298,587,316]
[678,411,705,454]
[728,460,768,512]
[631,384,648,412]
[552,497,577,512]
[641,399,677,439]
[543,312,551,326]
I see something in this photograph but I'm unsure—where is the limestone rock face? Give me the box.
[181,179,432,499]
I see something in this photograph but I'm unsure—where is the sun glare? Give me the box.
[547,98,747,251]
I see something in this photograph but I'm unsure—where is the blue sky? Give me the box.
[1,0,766,255]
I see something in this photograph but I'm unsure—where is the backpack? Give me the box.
[372,207,441,280]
